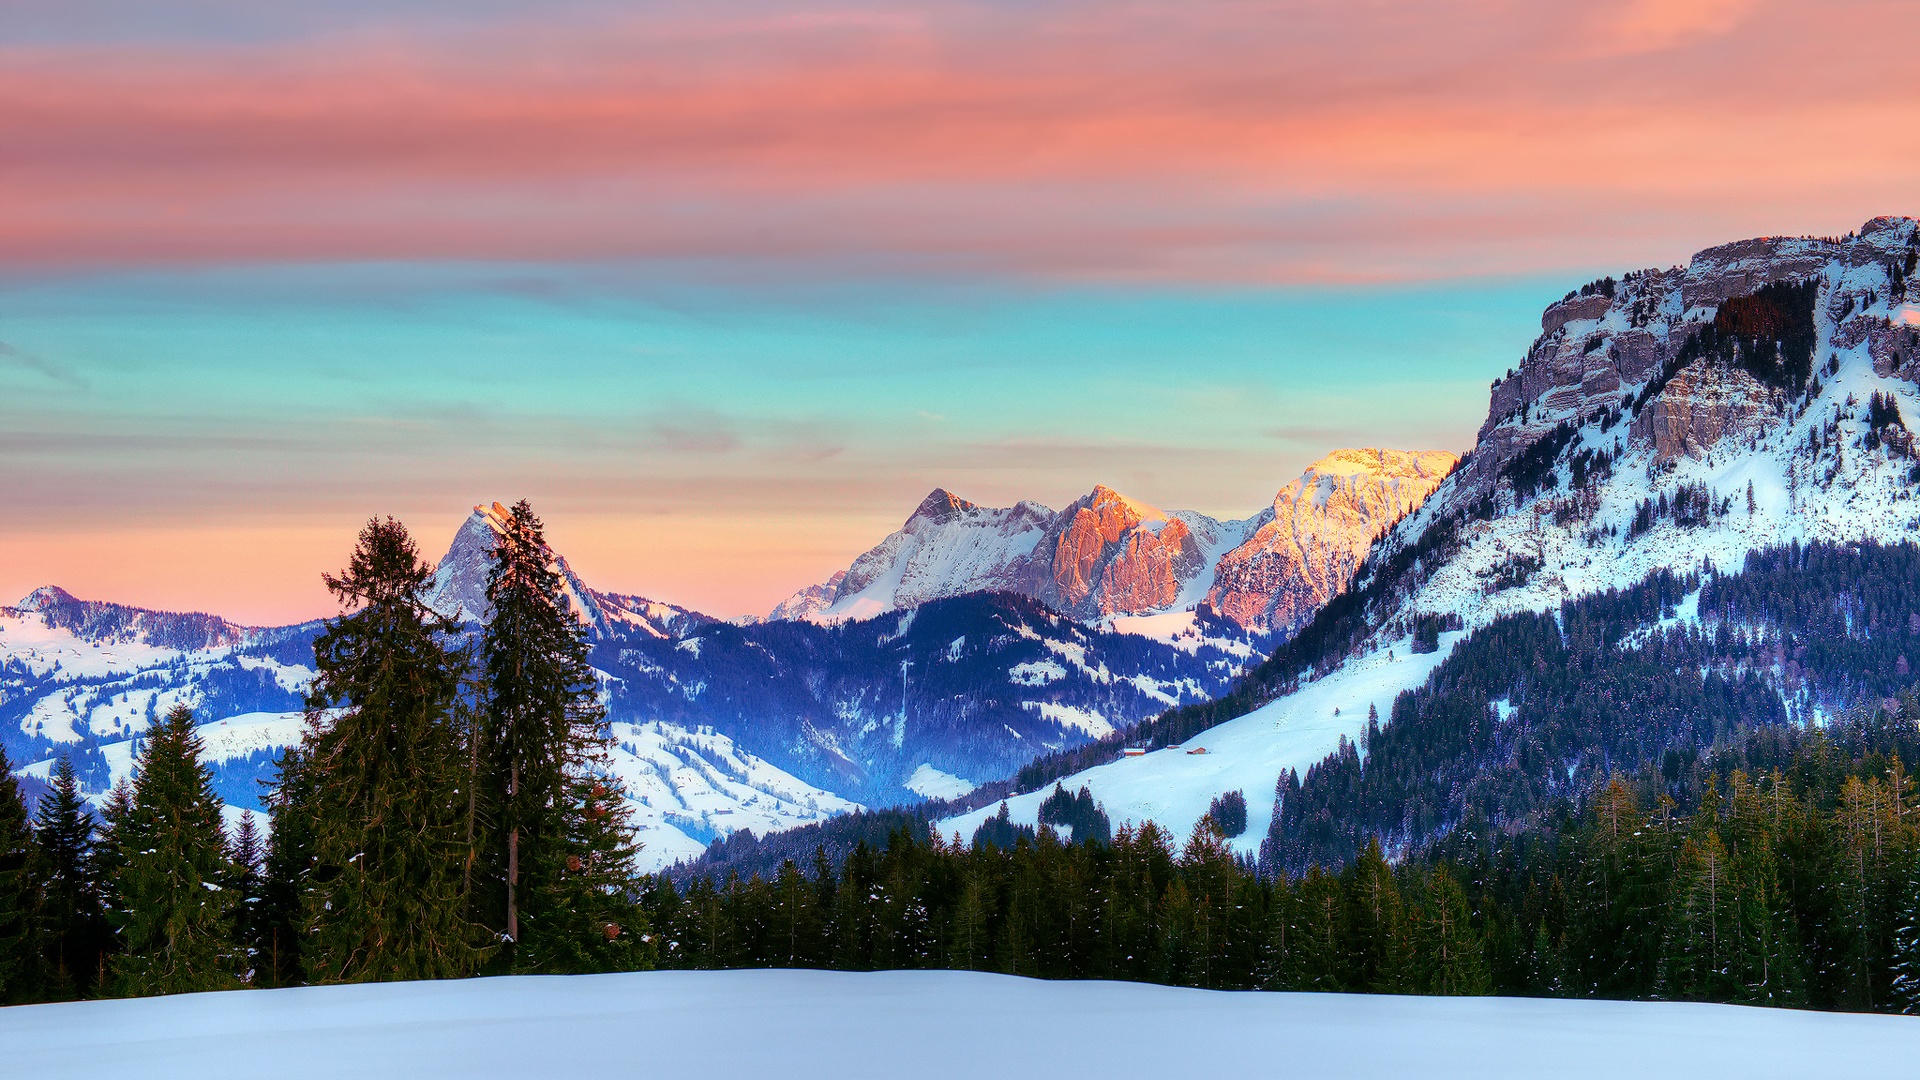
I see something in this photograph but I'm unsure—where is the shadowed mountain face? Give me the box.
[773,449,1456,630]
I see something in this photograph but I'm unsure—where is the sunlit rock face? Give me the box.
[1631,364,1777,463]
[781,454,1453,631]
[1206,449,1458,633]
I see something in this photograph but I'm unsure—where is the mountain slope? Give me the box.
[945,216,1920,854]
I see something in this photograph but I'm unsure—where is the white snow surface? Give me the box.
[7,969,1916,1080]
[904,763,978,800]
[606,721,861,871]
[944,633,1460,855]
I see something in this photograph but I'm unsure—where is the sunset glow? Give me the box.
[4,0,1917,621]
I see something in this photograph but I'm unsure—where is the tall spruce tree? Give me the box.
[226,810,264,982]
[256,745,319,988]
[32,756,106,998]
[299,516,485,983]
[105,705,240,997]
[0,747,38,1003]
[478,500,645,972]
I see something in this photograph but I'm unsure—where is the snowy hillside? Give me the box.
[959,217,1920,850]
[777,449,1453,630]
[8,969,1917,1080]
[941,630,1463,853]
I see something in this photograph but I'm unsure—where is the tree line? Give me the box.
[0,502,654,1003]
[643,722,1920,1013]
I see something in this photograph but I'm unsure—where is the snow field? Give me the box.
[942,632,1461,856]
[6,968,1915,1080]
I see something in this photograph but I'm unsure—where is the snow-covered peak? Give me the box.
[424,501,700,639]
[14,585,75,613]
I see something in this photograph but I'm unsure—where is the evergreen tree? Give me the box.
[298,516,485,983]
[0,747,39,1003]
[106,705,240,997]
[32,756,106,998]
[1415,864,1490,995]
[1892,852,1920,1013]
[477,500,647,972]
[256,745,318,988]
[227,810,265,982]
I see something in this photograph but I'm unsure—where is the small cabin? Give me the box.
[1122,747,1147,757]
[1186,746,1209,755]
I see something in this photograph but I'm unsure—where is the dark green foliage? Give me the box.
[226,810,264,982]
[1504,421,1578,502]
[1206,790,1248,838]
[32,756,107,998]
[0,747,38,1003]
[298,517,485,983]
[1637,280,1820,409]
[256,744,318,988]
[654,729,1917,1013]
[105,705,240,997]
[477,500,649,973]
[1038,784,1112,844]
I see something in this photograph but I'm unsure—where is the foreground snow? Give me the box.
[6,969,1915,1079]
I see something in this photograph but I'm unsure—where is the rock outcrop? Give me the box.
[1630,363,1777,462]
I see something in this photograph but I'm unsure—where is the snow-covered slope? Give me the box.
[8,969,1917,1080]
[605,721,860,871]
[941,631,1461,851]
[780,451,1453,630]
[962,216,1920,850]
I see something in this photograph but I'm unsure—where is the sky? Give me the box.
[3,0,1918,624]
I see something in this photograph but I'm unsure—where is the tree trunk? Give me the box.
[506,762,519,945]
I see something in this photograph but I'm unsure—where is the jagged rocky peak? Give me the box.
[1042,485,1211,618]
[1206,449,1457,632]
[425,502,611,633]
[1360,215,1920,643]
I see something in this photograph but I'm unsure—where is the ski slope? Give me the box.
[6,969,1915,1080]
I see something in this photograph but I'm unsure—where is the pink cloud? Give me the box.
[0,1,1913,281]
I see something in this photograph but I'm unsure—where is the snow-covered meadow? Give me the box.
[6,969,1916,1079]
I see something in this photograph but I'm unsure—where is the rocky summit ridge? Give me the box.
[1366,215,1920,641]
[774,448,1458,630]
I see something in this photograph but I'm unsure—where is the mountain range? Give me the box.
[2,446,1449,869]
[18,217,1914,879]
[769,447,1456,632]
